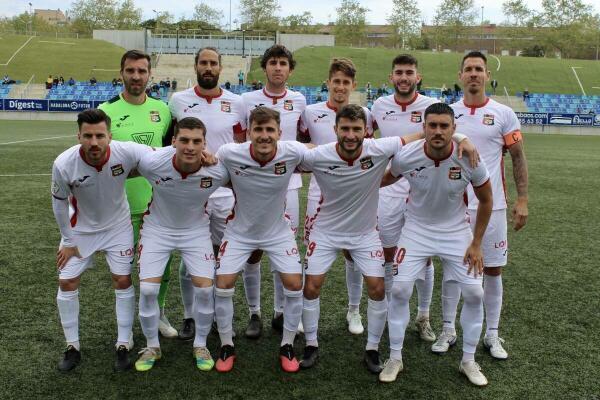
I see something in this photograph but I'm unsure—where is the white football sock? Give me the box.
[192,286,214,348]
[388,281,414,360]
[383,262,394,300]
[302,297,320,347]
[114,285,135,347]
[281,287,303,346]
[442,279,461,331]
[366,297,388,351]
[242,262,261,314]
[273,272,285,315]
[215,287,235,347]
[345,258,363,310]
[57,288,79,346]
[483,274,503,337]
[179,261,194,319]
[139,282,161,348]
[460,283,484,355]
[416,261,434,317]
[462,351,475,362]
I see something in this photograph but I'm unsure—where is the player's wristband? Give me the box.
[452,133,467,142]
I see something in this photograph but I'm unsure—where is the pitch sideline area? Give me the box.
[0,120,598,399]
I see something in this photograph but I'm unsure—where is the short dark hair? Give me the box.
[249,106,280,127]
[329,58,356,80]
[77,108,111,130]
[392,54,418,69]
[195,46,222,66]
[174,117,206,137]
[335,104,366,126]
[461,51,487,70]
[120,50,151,72]
[260,44,296,70]
[424,102,455,120]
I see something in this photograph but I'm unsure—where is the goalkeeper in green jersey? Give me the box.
[99,50,178,338]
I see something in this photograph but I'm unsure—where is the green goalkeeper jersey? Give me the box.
[99,94,171,214]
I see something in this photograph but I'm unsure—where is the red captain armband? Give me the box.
[503,130,522,147]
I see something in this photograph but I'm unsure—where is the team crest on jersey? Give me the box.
[200,177,213,188]
[360,156,374,170]
[51,181,60,194]
[149,111,161,123]
[111,164,125,177]
[283,100,294,111]
[274,162,287,175]
[483,114,495,125]
[448,166,462,180]
[221,101,231,113]
[410,111,422,123]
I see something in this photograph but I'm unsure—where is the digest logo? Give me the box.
[8,100,44,110]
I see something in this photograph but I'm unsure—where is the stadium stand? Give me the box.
[0,84,13,99]
[522,93,600,114]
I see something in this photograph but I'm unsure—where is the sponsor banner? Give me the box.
[547,113,594,126]
[48,100,94,112]
[3,99,48,112]
[0,99,3,110]
[594,114,600,127]
[515,112,548,125]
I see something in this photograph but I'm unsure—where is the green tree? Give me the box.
[69,0,118,33]
[538,0,595,58]
[387,0,422,49]
[193,2,224,29]
[335,0,369,46]
[502,0,533,26]
[280,12,316,33]
[115,0,142,29]
[433,0,476,51]
[239,0,280,31]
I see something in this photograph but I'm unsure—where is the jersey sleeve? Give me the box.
[502,109,522,147]
[298,146,315,172]
[389,154,405,178]
[379,136,404,157]
[233,98,247,141]
[126,142,155,165]
[51,162,70,200]
[471,159,490,188]
[168,97,181,121]
[365,108,375,138]
[298,110,310,141]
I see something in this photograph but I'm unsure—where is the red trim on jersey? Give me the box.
[262,88,287,105]
[472,178,490,189]
[372,119,379,131]
[249,144,277,167]
[304,195,324,240]
[394,92,418,112]
[79,145,111,172]
[171,154,201,179]
[335,143,361,166]
[70,196,78,227]
[233,122,246,142]
[424,141,453,167]
[225,190,237,223]
[463,97,490,115]
[194,86,223,104]
[325,101,338,112]
[463,191,468,206]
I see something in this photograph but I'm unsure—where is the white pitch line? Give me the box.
[0,173,50,177]
[0,135,74,145]
[38,40,75,45]
[0,36,35,66]
[490,54,501,72]
[571,67,586,96]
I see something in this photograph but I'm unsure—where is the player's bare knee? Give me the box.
[216,274,237,289]
[484,266,502,276]
[366,278,385,301]
[59,277,80,291]
[281,275,303,292]
[112,274,132,289]
[303,276,322,299]
[191,276,213,288]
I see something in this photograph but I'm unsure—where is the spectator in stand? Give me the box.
[90,76,97,86]
[257,80,263,89]
[2,74,16,85]
[523,88,530,101]
[381,82,388,95]
[112,78,119,87]
[321,80,328,92]
[117,78,123,86]
[417,77,423,91]
[58,76,65,86]
[224,81,231,90]
[171,78,177,91]
[46,75,53,89]
[53,76,59,87]
[490,79,498,95]
[238,70,244,85]
[251,80,259,90]
[68,77,75,86]
[453,82,461,98]
[165,77,171,89]
[316,91,322,102]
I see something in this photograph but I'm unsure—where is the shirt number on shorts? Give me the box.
[306,241,317,257]
[219,241,228,258]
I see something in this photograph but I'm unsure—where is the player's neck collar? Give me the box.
[463,97,490,115]
[194,86,222,104]
[249,143,278,167]
[394,92,418,112]
[335,143,362,166]
[121,91,146,105]
[325,101,342,112]
[79,145,111,172]
[171,154,201,179]
[424,141,453,167]
[263,88,287,105]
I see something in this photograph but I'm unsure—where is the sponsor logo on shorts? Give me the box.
[283,100,294,111]
[410,111,422,123]
[494,240,507,249]
[483,114,495,125]
[360,156,374,170]
[448,166,462,180]
[285,247,299,256]
[221,101,231,113]
[150,110,161,123]
[111,164,125,176]
[200,177,213,188]
[274,162,287,175]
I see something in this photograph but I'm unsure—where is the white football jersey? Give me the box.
[51,141,151,233]
[137,146,230,232]
[301,137,403,235]
[451,98,521,210]
[241,88,306,190]
[390,139,490,234]
[217,141,307,239]
[300,101,374,200]
[371,93,439,198]
[169,87,246,198]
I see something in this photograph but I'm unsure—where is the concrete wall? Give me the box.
[93,30,145,51]
[276,33,335,52]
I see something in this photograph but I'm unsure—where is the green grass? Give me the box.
[1,121,599,399]
[0,34,125,83]
[248,46,600,96]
